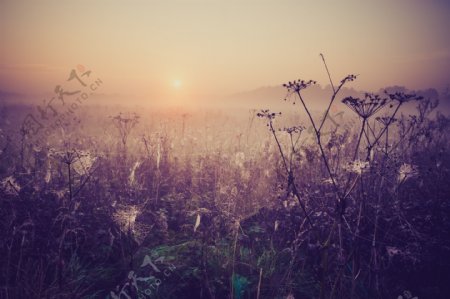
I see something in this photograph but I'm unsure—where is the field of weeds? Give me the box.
[1,78,450,299]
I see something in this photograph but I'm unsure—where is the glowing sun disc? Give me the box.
[173,80,182,89]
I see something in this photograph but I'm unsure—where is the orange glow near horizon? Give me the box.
[1,0,449,104]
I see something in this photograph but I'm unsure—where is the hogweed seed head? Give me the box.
[340,74,358,84]
[282,79,316,93]
[282,125,305,135]
[282,79,316,102]
[342,93,388,119]
[376,116,397,126]
[385,91,423,104]
[256,109,281,121]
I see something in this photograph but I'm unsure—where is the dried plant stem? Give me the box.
[366,102,403,160]
[257,268,263,299]
[269,122,289,174]
[269,121,314,227]
[320,53,336,93]
[371,177,384,296]
[353,119,366,161]
[341,119,367,200]
[295,91,341,200]
[385,126,389,154]
[230,221,239,299]
[67,162,72,203]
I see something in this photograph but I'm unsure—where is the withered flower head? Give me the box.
[283,79,316,93]
[256,109,281,121]
[385,91,423,104]
[282,125,305,135]
[376,116,397,126]
[340,74,357,84]
[342,93,388,119]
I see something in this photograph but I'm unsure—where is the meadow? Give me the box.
[1,77,449,299]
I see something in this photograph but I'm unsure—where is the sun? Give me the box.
[173,79,182,89]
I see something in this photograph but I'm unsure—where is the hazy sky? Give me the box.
[1,0,449,101]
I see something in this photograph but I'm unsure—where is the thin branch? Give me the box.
[296,91,341,199]
[320,53,335,93]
